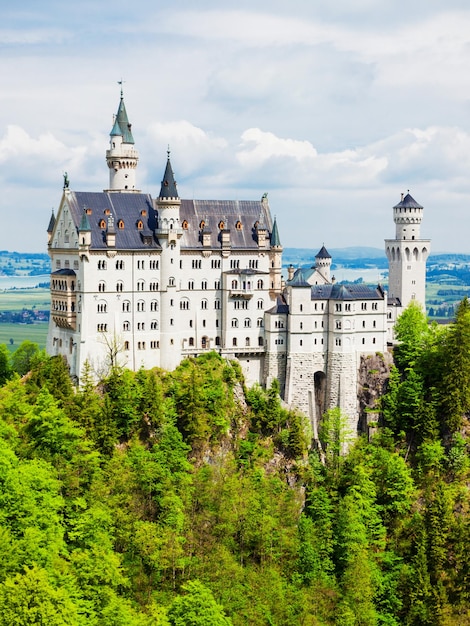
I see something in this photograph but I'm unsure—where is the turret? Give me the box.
[315,245,332,282]
[269,215,283,294]
[385,192,430,310]
[105,89,139,192]
[78,209,91,260]
[47,210,56,247]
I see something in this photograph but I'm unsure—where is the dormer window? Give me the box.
[136,220,143,230]
[140,210,147,217]
[104,209,111,216]
[218,221,225,230]
[118,219,125,229]
[99,219,106,229]
[236,221,242,230]
[182,220,189,230]
[85,208,92,215]
[199,220,205,229]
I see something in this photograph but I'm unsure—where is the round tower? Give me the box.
[385,192,430,310]
[105,89,140,192]
[315,245,332,282]
[268,215,283,294]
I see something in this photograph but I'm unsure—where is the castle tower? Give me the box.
[385,192,430,310]
[105,89,140,192]
[315,245,332,282]
[155,153,183,371]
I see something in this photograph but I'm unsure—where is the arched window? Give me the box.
[231,319,238,328]
[201,299,208,310]
[98,281,106,292]
[257,318,263,327]
[189,337,194,347]
[245,337,250,347]
[258,336,264,346]
[150,300,159,312]
[169,277,175,286]
[257,299,263,310]
[118,220,125,229]
[151,320,158,330]
[231,280,238,289]
[257,279,263,289]
[116,281,123,292]
[123,321,130,331]
[136,220,143,230]
[244,318,251,328]
[99,219,106,229]
[137,300,145,312]
[180,298,190,310]
[182,220,189,230]
[115,259,124,269]
[137,280,145,291]
[122,300,130,312]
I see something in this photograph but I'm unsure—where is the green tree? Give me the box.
[0,566,81,626]
[11,340,42,377]
[0,344,12,386]
[167,580,232,626]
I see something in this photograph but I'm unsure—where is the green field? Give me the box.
[0,287,50,311]
[0,323,48,352]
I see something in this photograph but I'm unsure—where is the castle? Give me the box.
[46,91,430,434]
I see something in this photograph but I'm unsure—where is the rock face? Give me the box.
[357,351,394,434]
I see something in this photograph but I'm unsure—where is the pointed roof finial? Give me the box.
[118,79,125,98]
[167,145,171,160]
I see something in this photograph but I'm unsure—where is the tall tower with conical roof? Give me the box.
[105,88,139,192]
[385,192,430,310]
[314,245,332,282]
[268,211,283,294]
[155,152,183,371]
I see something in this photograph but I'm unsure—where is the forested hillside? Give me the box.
[0,301,469,625]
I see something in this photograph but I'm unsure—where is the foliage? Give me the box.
[0,339,466,624]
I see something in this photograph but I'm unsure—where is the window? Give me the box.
[116,281,123,292]
[231,319,238,328]
[231,279,238,289]
[257,318,263,328]
[97,323,107,332]
[123,321,130,331]
[150,259,159,270]
[300,322,303,330]
[211,259,221,269]
[137,220,143,230]
[137,322,145,331]
[118,220,125,229]
[257,279,263,289]
[373,320,376,328]
[124,341,129,350]
[236,220,242,230]
[151,320,158,330]
[335,303,341,312]
[232,338,237,347]
[361,303,367,311]
[245,337,250,347]
[180,299,190,310]
[150,341,159,349]
[168,277,175,286]
[98,281,106,292]
[214,280,221,290]
[182,220,188,230]
[335,320,341,330]
[257,299,264,310]
[97,302,107,313]
[230,259,240,269]
[116,260,124,270]
[345,303,351,312]
[372,303,378,310]
[214,299,221,310]
[188,280,194,290]
[150,282,159,291]
[99,219,106,229]
[188,337,194,347]
[137,341,146,349]
[215,336,221,346]
[244,318,251,328]
[335,338,341,346]
[98,260,107,270]
[150,300,159,312]
[192,259,202,269]
[249,259,258,269]
[137,300,145,312]
[201,280,208,290]
[201,299,208,310]
[122,300,130,312]
[137,280,145,291]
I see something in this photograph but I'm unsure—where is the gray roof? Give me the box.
[393,193,422,209]
[66,191,160,250]
[311,283,385,301]
[179,199,274,250]
[62,192,276,252]
[270,218,281,247]
[111,96,134,144]
[52,268,76,276]
[47,211,56,233]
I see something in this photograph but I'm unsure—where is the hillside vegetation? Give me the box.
[0,301,468,624]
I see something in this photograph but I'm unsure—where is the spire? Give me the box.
[270,217,281,247]
[315,245,331,259]
[47,210,56,234]
[79,209,91,232]
[110,92,134,144]
[159,152,179,199]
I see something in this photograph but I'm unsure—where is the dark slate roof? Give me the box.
[311,283,385,301]
[111,96,135,144]
[64,192,276,252]
[159,157,178,199]
[315,245,331,259]
[270,218,281,247]
[66,191,160,250]
[393,193,422,209]
[52,268,76,276]
[179,199,274,250]
[266,295,289,315]
[47,211,56,233]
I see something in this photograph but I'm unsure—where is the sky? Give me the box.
[2,1,470,253]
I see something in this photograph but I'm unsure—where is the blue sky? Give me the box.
[2,1,470,252]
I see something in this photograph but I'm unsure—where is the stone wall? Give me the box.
[264,351,287,396]
[326,351,359,435]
